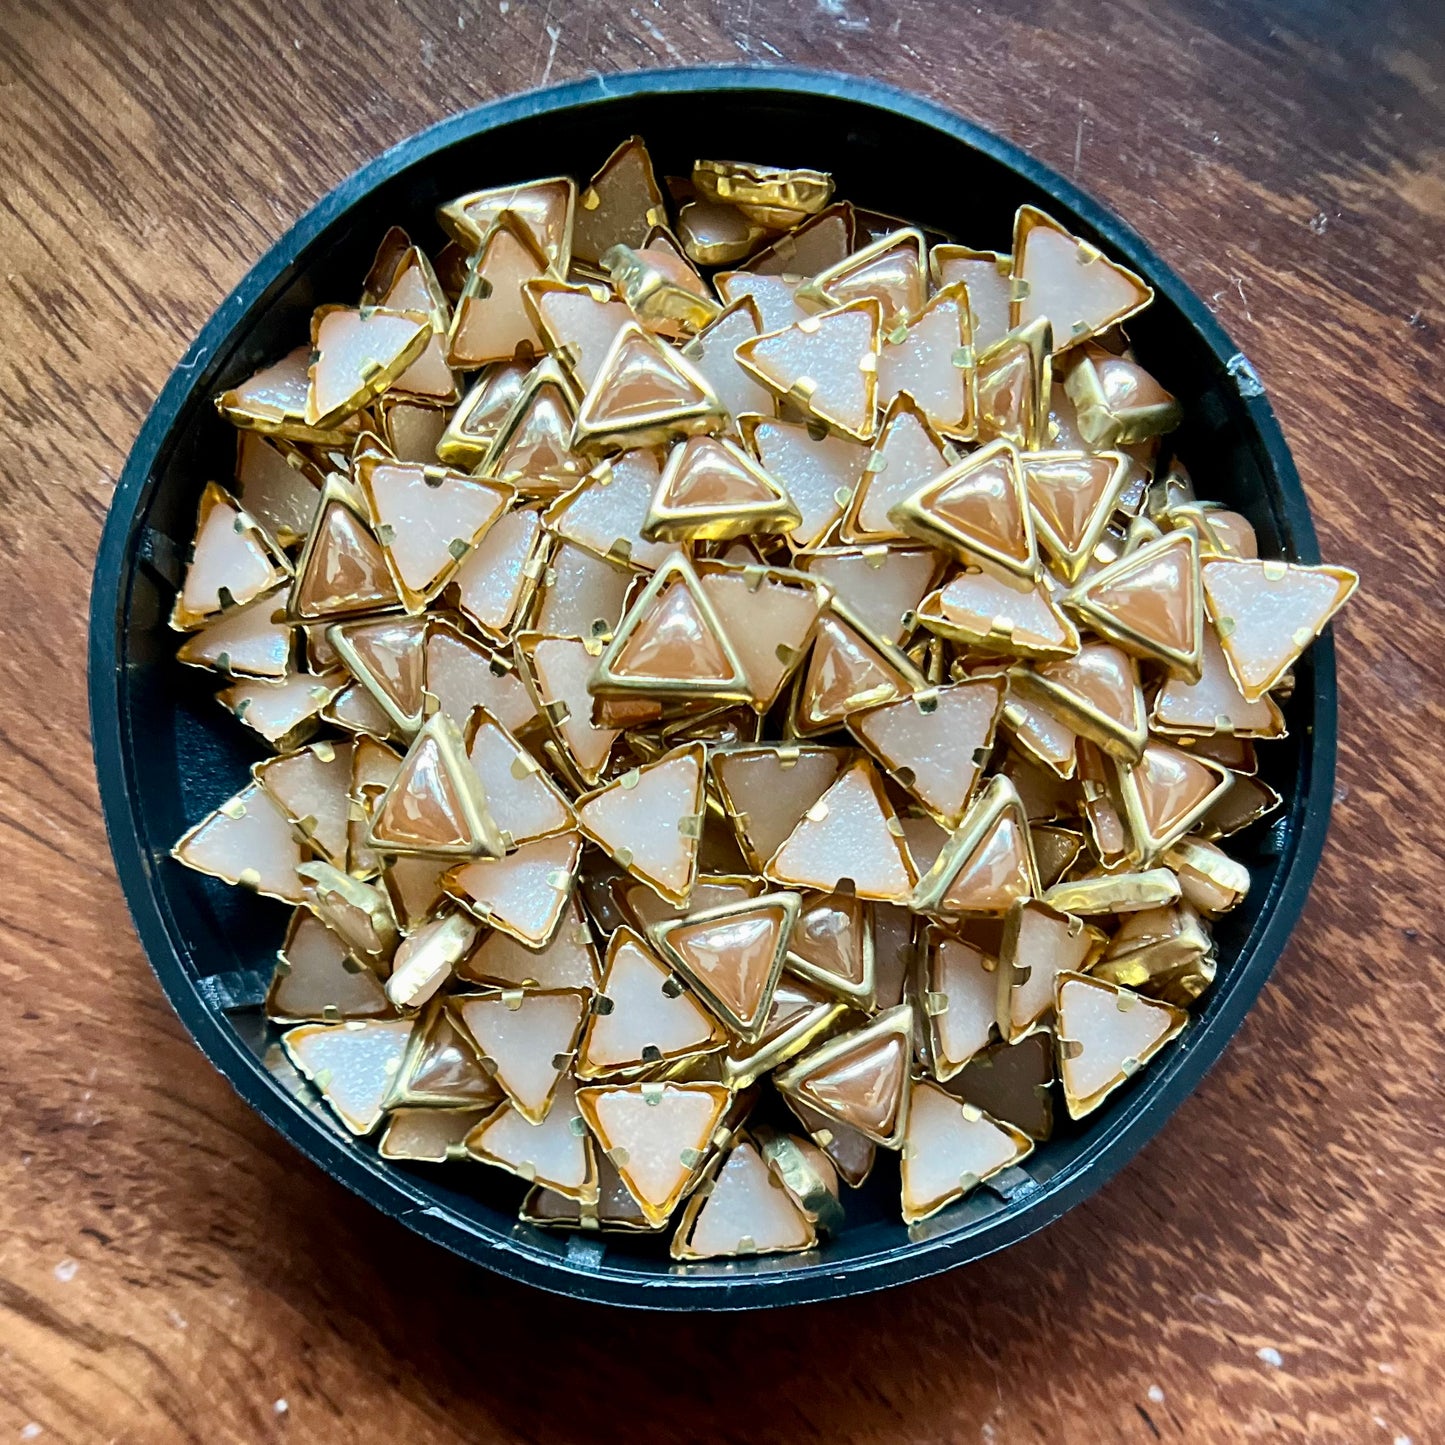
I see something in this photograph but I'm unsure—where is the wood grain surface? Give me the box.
[2,0,1443,1440]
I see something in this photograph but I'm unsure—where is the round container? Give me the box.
[89,67,1335,1309]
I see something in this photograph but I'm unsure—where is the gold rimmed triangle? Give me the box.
[717,270,811,333]
[800,545,944,645]
[1022,449,1128,584]
[575,742,708,906]
[218,665,341,748]
[265,910,392,1024]
[575,1080,732,1227]
[452,507,547,642]
[791,608,928,735]
[1008,641,1148,762]
[651,893,799,1042]
[911,775,1039,919]
[465,1074,596,1200]
[1055,972,1186,1118]
[974,318,1052,450]
[722,975,847,1091]
[671,1138,818,1260]
[521,277,635,391]
[217,345,364,447]
[1067,530,1205,681]
[436,360,531,468]
[922,931,999,1081]
[995,898,1107,1043]
[443,830,582,947]
[915,568,1080,661]
[327,613,429,736]
[446,212,553,370]
[710,744,850,874]
[253,738,353,867]
[571,321,726,454]
[305,305,431,430]
[1063,345,1181,448]
[589,553,751,704]
[542,449,672,570]
[475,357,587,496]
[744,200,854,277]
[281,1018,416,1135]
[679,295,777,425]
[735,299,882,443]
[1114,740,1231,863]
[572,135,667,266]
[1201,558,1358,701]
[171,781,308,904]
[899,1080,1033,1223]
[514,633,622,786]
[577,925,729,1078]
[422,615,539,738]
[763,758,916,904]
[773,1004,913,1148]
[798,228,927,326]
[355,457,511,611]
[877,280,976,439]
[694,159,834,227]
[740,415,866,551]
[1151,620,1288,738]
[890,436,1038,580]
[931,245,1013,352]
[437,175,576,268]
[177,585,293,678]
[1011,206,1153,352]
[842,393,954,545]
[366,239,459,406]
[451,988,588,1124]
[786,889,875,1007]
[287,476,402,623]
[458,893,599,993]
[463,708,576,848]
[849,676,1006,828]
[642,435,801,543]
[170,482,293,631]
[365,711,504,860]
[383,908,478,1011]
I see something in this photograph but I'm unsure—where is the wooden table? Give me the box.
[3,1,1442,1439]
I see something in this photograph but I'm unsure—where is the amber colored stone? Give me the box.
[911,775,1038,919]
[949,1031,1055,1141]
[644,435,801,542]
[379,1107,488,1162]
[793,611,923,735]
[1063,346,1181,449]
[477,359,586,495]
[573,136,666,266]
[801,229,926,328]
[785,888,875,1006]
[1000,678,1078,779]
[288,479,402,623]
[973,319,1052,451]
[233,431,321,548]
[328,613,429,736]
[1115,740,1230,861]
[1011,640,1148,762]
[445,215,551,370]
[1022,449,1128,584]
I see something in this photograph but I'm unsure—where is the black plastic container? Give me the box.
[89,67,1335,1310]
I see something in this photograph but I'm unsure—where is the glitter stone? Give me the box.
[173,483,291,629]
[266,911,392,1024]
[172,782,309,904]
[466,1073,595,1198]
[452,989,588,1123]
[451,506,545,641]
[306,307,430,428]
[843,395,952,545]
[997,899,1105,1042]
[1055,973,1186,1118]
[443,830,582,947]
[672,1140,816,1260]
[744,417,865,550]
[282,1017,415,1135]
[900,1080,1031,1223]
[711,745,848,872]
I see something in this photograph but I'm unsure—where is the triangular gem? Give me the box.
[366,712,504,859]
[519,634,622,784]
[1062,346,1180,449]
[711,744,848,873]
[176,585,292,678]
[282,1017,415,1135]
[572,135,666,266]
[793,612,922,734]
[578,926,729,1077]
[916,567,1080,659]
[931,245,1013,352]
[1012,641,1148,762]
[477,358,586,495]
[443,830,582,947]
[287,479,402,622]
[1202,558,1358,701]
[458,894,599,993]
[843,393,953,544]
[575,1080,732,1227]
[543,450,672,570]
[997,899,1106,1041]
[1055,973,1186,1118]
[464,709,575,847]
[651,894,798,1040]
[890,436,1037,578]
[347,735,402,879]
[172,483,292,630]
[591,553,750,702]
[371,245,458,405]
[876,280,975,437]
[676,198,769,267]
[356,459,510,608]
[974,319,1052,450]
[786,889,874,1006]
[1117,741,1231,860]
[219,345,362,445]
[644,435,801,543]
[603,234,719,339]
[803,545,942,644]
[900,1081,1032,1223]
[850,677,1005,828]
[1001,679,1079,778]
[1022,449,1127,584]
[266,911,392,1024]
[801,228,927,326]
[396,999,504,1107]
[172,782,308,904]
[672,1140,817,1260]
[735,300,882,443]
[695,562,829,711]
[615,875,762,937]
[219,667,346,748]
[1151,620,1286,738]
[452,506,546,641]
[254,739,353,867]
[422,618,538,738]
[782,1092,878,1188]
[575,743,707,905]
[380,1107,489,1163]
[437,360,532,468]
[465,1073,595,1198]
[1012,205,1153,351]
[452,989,588,1124]
[679,296,777,423]
[743,416,866,550]
[232,431,320,547]
[445,213,551,369]
[912,775,1038,918]
[523,278,635,390]
[1069,531,1204,679]
[328,613,429,735]
[532,540,634,640]
[716,270,812,333]
[438,175,576,266]
[572,322,725,454]
[924,933,998,1080]
[774,1005,912,1146]
[763,759,916,903]
[306,306,430,429]
[746,201,853,276]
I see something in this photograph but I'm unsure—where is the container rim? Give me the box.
[88,64,1335,1310]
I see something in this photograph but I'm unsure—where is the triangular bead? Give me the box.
[900,1081,1032,1223]
[916,568,1080,659]
[1055,973,1186,1118]
[743,416,865,550]
[644,435,801,542]
[575,1080,732,1227]
[931,245,1012,352]
[1012,206,1152,351]
[452,506,546,641]
[1068,531,1204,680]
[232,431,321,547]
[843,394,953,545]
[575,743,707,905]
[465,1073,595,1198]
[1115,741,1231,861]
[328,613,429,735]
[679,296,777,424]
[266,911,392,1023]
[219,667,346,750]
[171,483,292,630]
[1151,619,1284,738]
[438,175,576,266]
[543,450,672,570]
[445,214,551,369]
[711,744,849,873]
[464,709,576,847]
[172,781,308,904]
[763,759,916,903]
[176,585,292,679]
[996,899,1106,1042]
[306,306,431,429]
[287,479,402,623]
[735,300,882,443]
[801,229,927,326]
[672,1139,817,1260]
[452,989,588,1124]
[716,270,812,333]
[422,618,538,738]
[438,360,532,468]
[393,997,503,1107]
[974,319,1052,450]
[477,359,586,495]
[1010,641,1148,762]
[1022,449,1128,584]
[803,545,942,644]
[253,739,353,867]
[774,1005,912,1147]
[282,1017,415,1135]
[876,281,975,437]
[793,611,923,734]
[950,1032,1056,1141]
[890,437,1037,579]
[912,775,1038,918]
[218,345,362,446]
[1202,558,1358,701]
[443,830,582,947]
[850,677,1005,827]
[786,889,874,1006]
[652,894,799,1040]
[457,895,599,993]
[532,540,635,640]
[519,634,622,784]
[523,278,635,391]
[924,933,998,1080]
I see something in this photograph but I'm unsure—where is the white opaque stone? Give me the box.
[446,831,581,946]
[467,713,574,846]
[458,897,599,991]
[680,1141,815,1258]
[268,912,391,1022]
[256,741,353,866]
[929,936,997,1075]
[529,637,622,781]
[180,488,287,621]
[174,782,309,903]
[1016,221,1148,346]
[932,248,1012,351]
[176,587,291,678]
[453,990,586,1121]
[1002,901,1099,1037]
[448,225,547,367]
[533,285,636,388]
[310,308,428,424]
[739,303,878,438]
[716,271,812,333]
[282,1017,415,1134]
[922,569,1076,654]
[468,1074,592,1194]
[683,301,776,423]
[712,746,847,870]
[849,402,951,542]
[1057,977,1180,1109]
[535,542,635,638]
[423,624,538,737]
[878,287,970,433]
[453,507,544,639]
[379,1106,486,1161]
[1153,621,1279,736]
[547,451,672,569]
[901,1080,1027,1222]
[747,418,865,549]
[805,547,938,643]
